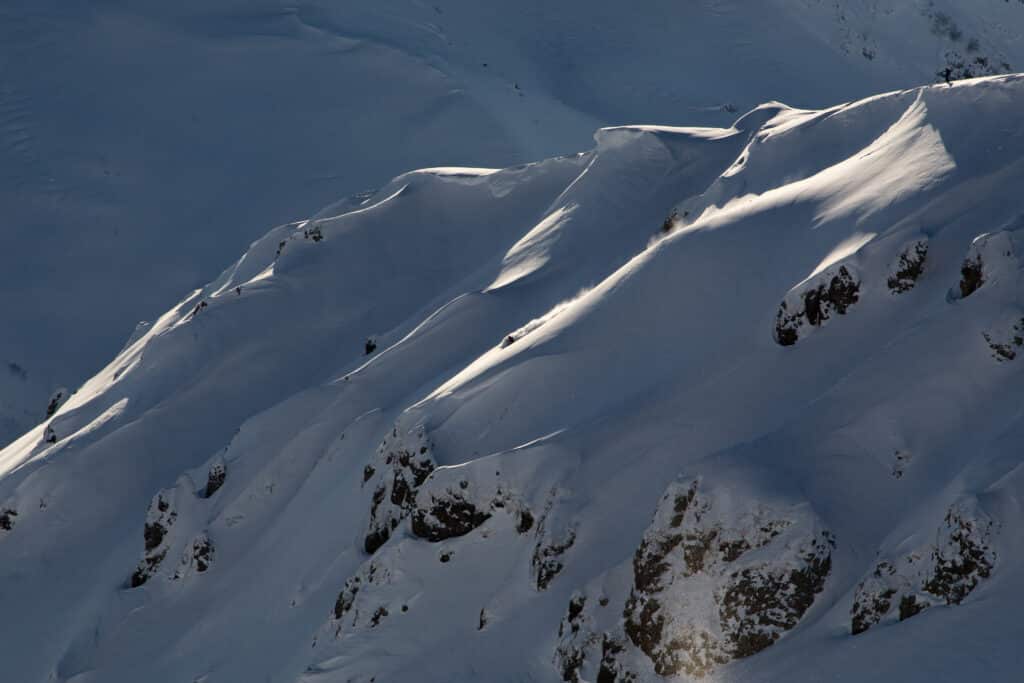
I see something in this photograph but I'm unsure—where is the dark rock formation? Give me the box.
[623,479,833,677]
[44,388,68,419]
[554,594,595,682]
[204,461,227,498]
[190,534,214,573]
[363,426,436,554]
[533,528,576,591]
[982,318,1024,362]
[775,265,860,346]
[959,254,985,299]
[303,224,324,242]
[887,239,928,293]
[331,560,394,638]
[411,493,491,542]
[850,498,996,635]
[130,493,178,587]
[0,507,17,531]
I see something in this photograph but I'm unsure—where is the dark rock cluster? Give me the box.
[775,266,860,346]
[622,480,833,677]
[850,499,996,635]
[363,426,436,554]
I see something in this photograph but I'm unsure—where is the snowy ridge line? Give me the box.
[4,75,1024,681]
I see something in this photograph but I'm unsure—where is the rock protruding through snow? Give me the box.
[851,497,997,635]
[775,265,861,346]
[130,492,179,588]
[887,238,928,294]
[363,424,436,554]
[622,479,834,678]
[956,231,1018,301]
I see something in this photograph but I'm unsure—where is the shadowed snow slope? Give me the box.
[6,0,1024,444]
[4,75,1024,681]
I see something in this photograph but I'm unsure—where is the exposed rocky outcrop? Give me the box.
[330,559,395,638]
[187,534,215,574]
[411,486,491,542]
[367,428,540,551]
[718,539,832,658]
[531,492,577,590]
[131,492,179,587]
[552,591,638,683]
[302,223,323,242]
[887,239,928,294]
[410,465,538,546]
[363,425,436,554]
[891,450,913,479]
[533,529,577,591]
[44,387,69,419]
[597,635,636,683]
[554,593,593,682]
[187,300,209,320]
[0,507,16,531]
[960,255,985,299]
[850,498,997,635]
[204,460,227,498]
[982,317,1024,362]
[957,231,1018,300]
[938,50,1012,84]
[622,479,834,678]
[129,475,220,587]
[775,265,860,345]
[659,210,679,235]
[333,574,362,621]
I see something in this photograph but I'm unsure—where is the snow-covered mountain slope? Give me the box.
[3,74,1024,681]
[5,0,1024,445]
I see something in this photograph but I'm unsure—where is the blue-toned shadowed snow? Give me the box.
[2,73,1024,681]
[5,0,1024,444]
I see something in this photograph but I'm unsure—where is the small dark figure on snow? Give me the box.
[365,338,377,355]
[942,67,954,85]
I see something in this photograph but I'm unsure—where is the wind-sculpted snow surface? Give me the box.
[8,0,1024,447]
[6,76,1024,681]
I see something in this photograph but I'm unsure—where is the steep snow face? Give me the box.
[6,0,1024,446]
[6,76,1024,682]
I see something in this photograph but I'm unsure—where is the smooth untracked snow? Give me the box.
[2,74,1024,681]
[5,0,1024,444]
